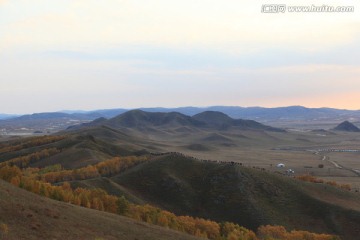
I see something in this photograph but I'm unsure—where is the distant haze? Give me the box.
[0,1,360,114]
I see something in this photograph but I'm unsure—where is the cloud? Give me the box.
[0,0,359,112]
[1,0,359,53]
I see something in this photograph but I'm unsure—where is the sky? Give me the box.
[1,0,360,114]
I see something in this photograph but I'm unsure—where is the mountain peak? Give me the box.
[333,121,360,132]
[107,110,202,128]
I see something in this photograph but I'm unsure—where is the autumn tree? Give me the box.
[0,223,9,238]
[258,225,287,239]
[257,225,340,240]
[117,196,129,215]
[0,165,22,182]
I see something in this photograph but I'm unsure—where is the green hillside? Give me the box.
[103,154,360,239]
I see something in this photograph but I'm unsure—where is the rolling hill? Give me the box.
[96,154,360,239]
[60,153,360,239]
[0,179,201,240]
[0,127,150,170]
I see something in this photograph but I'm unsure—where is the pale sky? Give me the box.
[1,0,360,114]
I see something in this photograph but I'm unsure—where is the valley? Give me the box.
[1,109,360,239]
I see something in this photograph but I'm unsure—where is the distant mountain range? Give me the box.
[0,113,19,120]
[3,105,360,120]
[1,106,360,132]
[70,106,360,120]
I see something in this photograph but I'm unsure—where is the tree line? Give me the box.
[0,148,61,169]
[296,175,351,191]
[0,135,65,154]
[40,155,148,183]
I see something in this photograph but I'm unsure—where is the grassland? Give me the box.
[129,127,360,190]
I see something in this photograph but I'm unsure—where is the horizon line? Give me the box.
[2,105,360,116]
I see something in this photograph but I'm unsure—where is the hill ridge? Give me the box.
[76,110,284,132]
